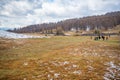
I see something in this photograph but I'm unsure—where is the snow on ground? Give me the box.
[0,30,50,39]
[54,73,60,78]
[104,61,120,80]
[23,62,28,66]
[73,70,81,75]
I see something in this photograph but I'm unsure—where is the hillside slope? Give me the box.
[11,11,120,33]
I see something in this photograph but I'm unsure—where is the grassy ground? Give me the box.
[0,36,120,80]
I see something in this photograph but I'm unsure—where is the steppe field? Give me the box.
[0,36,120,80]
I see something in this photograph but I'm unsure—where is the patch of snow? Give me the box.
[109,61,116,68]
[23,62,28,66]
[88,65,94,71]
[0,30,50,39]
[104,72,114,80]
[72,64,78,68]
[47,74,51,78]
[73,70,81,75]
[104,61,120,80]
[63,61,69,65]
[64,66,71,70]
[58,61,70,66]
[103,76,111,80]
[54,73,60,78]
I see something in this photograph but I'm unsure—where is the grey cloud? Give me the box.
[0,0,120,28]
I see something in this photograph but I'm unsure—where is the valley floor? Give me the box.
[0,36,120,80]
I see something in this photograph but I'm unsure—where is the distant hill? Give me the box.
[11,11,120,33]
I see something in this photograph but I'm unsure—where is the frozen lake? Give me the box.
[0,30,49,39]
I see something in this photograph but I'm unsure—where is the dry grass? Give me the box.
[0,36,120,80]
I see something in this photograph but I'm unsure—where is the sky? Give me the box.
[0,0,120,29]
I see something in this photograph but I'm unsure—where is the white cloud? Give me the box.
[87,0,120,11]
[0,0,32,17]
[0,0,120,28]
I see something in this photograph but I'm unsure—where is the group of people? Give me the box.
[93,35,109,41]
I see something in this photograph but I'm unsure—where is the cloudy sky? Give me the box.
[0,0,120,29]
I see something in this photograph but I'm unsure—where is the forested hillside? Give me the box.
[11,11,120,33]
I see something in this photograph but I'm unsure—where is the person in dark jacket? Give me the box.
[102,36,105,40]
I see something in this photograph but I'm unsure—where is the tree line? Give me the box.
[10,11,120,34]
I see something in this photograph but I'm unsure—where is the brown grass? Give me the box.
[0,36,120,80]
